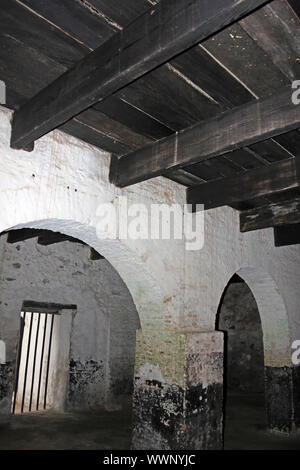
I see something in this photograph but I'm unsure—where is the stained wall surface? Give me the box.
[0,104,299,404]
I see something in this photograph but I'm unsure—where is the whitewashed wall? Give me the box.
[0,105,299,373]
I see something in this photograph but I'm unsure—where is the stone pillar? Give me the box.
[185,331,224,449]
[265,366,293,434]
[132,329,224,450]
[132,328,186,450]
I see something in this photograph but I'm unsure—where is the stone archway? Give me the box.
[6,218,167,332]
[0,219,188,449]
[218,267,293,434]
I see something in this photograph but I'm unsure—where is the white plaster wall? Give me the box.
[0,235,139,409]
[0,106,299,370]
[184,208,300,365]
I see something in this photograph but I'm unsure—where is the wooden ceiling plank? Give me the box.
[76,108,152,149]
[248,138,295,164]
[0,33,66,103]
[17,0,119,50]
[240,197,300,232]
[115,64,222,131]
[111,86,300,187]
[1,0,88,68]
[223,148,266,170]
[86,0,153,28]
[274,130,300,156]
[179,162,223,182]
[10,0,270,150]
[170,44,253,108]
[187,157,300,210]
[93,96,173,140]
[60,119,134,155]
[201,22,288,98]
[0,36,168,151]
[240,0,300,81]
[165,170,206,187]
[166,10,298,180]
[274,223,300,246]
[2,0,175,144]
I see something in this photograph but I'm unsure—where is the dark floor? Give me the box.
[0,394,300,449]
[0,407,132,450]
[224,393,300,450]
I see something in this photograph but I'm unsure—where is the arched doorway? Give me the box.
[0,220,185,450]
[217,274,265,448]
[0,226,141,449]
[216,267,293,449]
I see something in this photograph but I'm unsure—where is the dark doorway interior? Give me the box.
[217,275,267,449]
[217,278,300,449]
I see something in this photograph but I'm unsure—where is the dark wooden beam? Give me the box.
[6,228,40,244]
[37,232,84,246]
[240,196,300,232]
[5,228,85,247]
[22,300,77,313]
[111,86,300,187]
[274,223,300,247]
[187,157,300,209]
[10,0,269,150]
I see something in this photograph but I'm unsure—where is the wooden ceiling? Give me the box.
[1,0,300,240]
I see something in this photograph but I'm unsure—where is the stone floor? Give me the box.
[0,394,300,449]
[0,407,132,450]
[224,393,300,450]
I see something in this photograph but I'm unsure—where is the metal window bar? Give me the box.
[29,312,41,412]
[12,309,58,414]
[21,311,33,413]
[43,313,54,410]
[36,313,48,411]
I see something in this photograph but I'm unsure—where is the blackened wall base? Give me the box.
[265,366,293,434]
[132,332,224,450]
[185,382,223,449]
[0,362,14,421]
[67,359,105,409]
[132,380,185,450]
[293,364,300,428]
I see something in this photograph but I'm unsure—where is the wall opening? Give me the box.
[13,309,57,414]
[216,274,266,448]
[12,301,76,415]
[0,226,141,449]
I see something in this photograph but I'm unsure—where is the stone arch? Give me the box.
[217,266,293,433]
[235,267,291,369]
[0,218,175,439]
[217,266,291,368]
[3,218,167,332]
